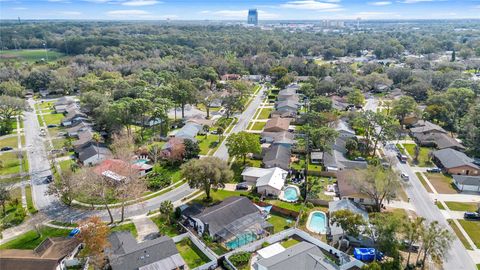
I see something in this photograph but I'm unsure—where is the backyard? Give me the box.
[176,238,211,269]
[268,211,295,233]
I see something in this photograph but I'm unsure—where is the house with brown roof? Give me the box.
[0,237,81,270]
[336,170,375,206]
[264,117,291,133]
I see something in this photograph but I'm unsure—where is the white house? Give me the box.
[452,175,480,193]
[241,167,288,197]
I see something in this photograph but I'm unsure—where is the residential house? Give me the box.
[243,75,263,82]
[171,122,203,142]
[452,175,480,193]
[0,237,81,270]
[264,117,291,133]
[55,103,77,114]
[263,144,291,170]
[253,241,344,270]
[328,199,369,242]
[106,232,186,270]
[77,142,112,166]
[161,137,185,158]
[66,121,92,137]
[410,120,465,151]
[72,129,94,148]
[310,152,323,164]
[185,196,272,243]
[410,120,446,134]
[274,99,299,116]
[277,88,298,102]
[61,108,87,127]
[53,97,75,113]
[432,148,480,176]
[260,131,295,147]
[336,170,375,206]
[241,167,288,197]
[93,159,152,183]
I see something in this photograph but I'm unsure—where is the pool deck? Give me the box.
[306,211,328,234]
[278,185,301,202]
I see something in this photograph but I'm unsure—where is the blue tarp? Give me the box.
[68,228,80,238]
[353,248,384,262]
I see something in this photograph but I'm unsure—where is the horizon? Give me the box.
[1,0,480,21]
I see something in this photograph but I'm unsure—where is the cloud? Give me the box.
[202,9,279,19]
[368,1,392,6]
[48,0,72,2]
[280,0,341,10]
[106,9,151,16]
[398,0,433,3]
[12,7,28,10]
[121,0,161,6]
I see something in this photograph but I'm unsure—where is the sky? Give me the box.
[1,0,480,20]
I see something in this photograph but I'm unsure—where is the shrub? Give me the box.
[229,252,251,267]
[261,242,270,248]
[306,202,314,208]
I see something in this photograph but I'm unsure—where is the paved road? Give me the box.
[213,86,266,160]
[365,97,475,270]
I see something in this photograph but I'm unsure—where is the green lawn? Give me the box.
[309,176,335,201]
[458,220,480,248]
[402,144,433,167]
[110,222,138,237]
[268,211,295,233]
[0,49,65,63]
[415,172,433,193]
[0,187,25,229]
[42,113,64,126]
[48,126,66,138]
[194,189,248,205]
[445,202,479,212]
[52,138,67,150]
[281,238,300,248]
[196,134,221,155]
[0,176,23,185]
[250,121,266,131]
[25,185,38,214]
[0,136,18,149]
[448,219,473,250]
[257,108,273,119]
[0,151,26,176]
[176,238,211,269]
[58,159,75,173]
[37,101,54,111]
[266,199,303,212]
[290,156,322,174]
[0,226,70,249]
[150,216,182,237]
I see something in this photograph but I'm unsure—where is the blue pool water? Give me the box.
[283,187,299,201]
[225,232,257,249]
[308,211,327,234]
[135,159,149,164]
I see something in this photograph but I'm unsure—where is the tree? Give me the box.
[181,157,233,201]
[345,137,358,156]
[78,168,115,224]
[270,66,288,80]
[92,132,102,161]
[367,212,402,263]
[413,145,420,164]
[222,94,243,119]
[0,80,25,97]
[46,170,78,206]
[310,96,332,112]
[151,97,172,138]
[418,221,453,269]
[402,217,425,267]
[159,200,174,225]
[345,165,401,212]
[391,96,417,125]
[183,139,200,160]
[226,132,261,165]
[77,216,110,268]
[459,104,480,156]
[347,89,365,107]
[0,188,10,216]
[451,48,456,62]
[330,209,365,240]
[171,80,197,119]
[0,95,26,135]
[445,87,475,130]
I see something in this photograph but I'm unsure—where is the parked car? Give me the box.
[397,153,408,163]
[47,124,58,128]
[400,173,409,181]
[1,146,13,151]
[426,167,441,173]
[354,157,366,162]
[43,175,53,183]
[464,212,480,220]
[236,182,249,190]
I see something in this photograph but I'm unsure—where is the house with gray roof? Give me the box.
[106,232,185,270]
[410,120,447,134]
[263,144,291,170]
[328,199,369,242]
[77,142,112,166]
[275,99,299,113]
[432,148,480,176]
[186,196,272,244]
[412,132,465,151]
[452,175,480,193]
[261,131,295,147]
[171,122,202,142]
[277,88,298,102]
[253,241,340,270]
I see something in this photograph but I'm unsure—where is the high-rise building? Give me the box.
[247,9,258,25]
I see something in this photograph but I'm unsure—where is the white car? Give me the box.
[401,173,409,181]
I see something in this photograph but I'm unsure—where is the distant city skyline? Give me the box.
[1,0,480,20]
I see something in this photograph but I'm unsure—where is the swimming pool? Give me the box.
[135,159,149,164]
[307,211,327,234]
[225,232,257,250]
[282,186,299,202]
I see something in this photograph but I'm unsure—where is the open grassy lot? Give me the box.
[0,49,65,63]
[42,113,64,126]
[196,134,221,155]
[0,136,18,149]
[415,172,433,193]
[268,211,295,233]
[0,226,70,249]
[448,219,473,250]
[425,173,457,194]
[258,108,273,119]
[403,144,433,167]
[0,176,23,185]
[110,222,138,237]
[48,126,66,138]
[176,238,211,269]
[150,216,182,237]
[250,121,266,131]
[0,151,26,176]
[52,138,67,150]
[458,220,480,248]
[444,202,479,212]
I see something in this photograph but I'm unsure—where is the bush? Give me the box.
[306,202,314,208]
[229,251,251,267]
[261,242,270,248]
[146,167,172,190]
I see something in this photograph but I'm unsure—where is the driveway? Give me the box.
[132,217,159,242]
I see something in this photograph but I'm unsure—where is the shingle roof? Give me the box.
[410,120,446,134]
[78,143,112,162]
[264,118,291,132]
[254,241,338,270]
[174,122,202,141]
[329,199,368,220]
[263,144,291,170]
[336,170,368,199]
[261,131,295,145]
[276,99,299,110]
[452,175,480,187]
[255,167,287,191]
[412,132,465,150]
[433,148,479,170]
[107,232,184,270]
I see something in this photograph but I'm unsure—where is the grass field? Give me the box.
[403,144,433,167]
[25,185,38,214]
[257,108,273,119]
[447,219,473,250]
[0,49,65,63]
[444,202,479,212]
[0,151,26,176]
[415,172,433,193]
[0,136,18,149]
[42,113,64,126]
[268,211,295,233]
[458,220,480,248]
[0,226,70,249]
[281,238,300,248]
[110,222,138,237]
[196,134,221,155]
[250,121,266,131]
[176,238,211,269]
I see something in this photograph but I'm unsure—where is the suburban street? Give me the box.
[365,97,477,270]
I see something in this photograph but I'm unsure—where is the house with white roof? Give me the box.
[241,167,288,197]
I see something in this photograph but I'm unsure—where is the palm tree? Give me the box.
[159,200,174,225]
[402,217,425,267]
[92,132,102,161]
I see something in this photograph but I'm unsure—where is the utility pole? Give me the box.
[43,42,49,61]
